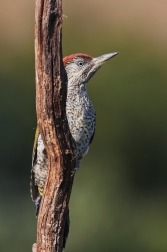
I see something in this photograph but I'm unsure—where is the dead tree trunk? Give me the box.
[34,0,76,251]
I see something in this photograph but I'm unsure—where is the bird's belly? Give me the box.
[67,109,95,159]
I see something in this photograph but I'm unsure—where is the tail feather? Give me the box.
[63,208,70,248]
[35,195,41,217]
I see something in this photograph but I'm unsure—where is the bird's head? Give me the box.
[63,52,118,88]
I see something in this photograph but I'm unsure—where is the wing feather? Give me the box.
[30,127,39,201]
[32,127,39,166]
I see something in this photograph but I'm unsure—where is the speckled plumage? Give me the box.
[66,84,96,162]
[30,52,118,248]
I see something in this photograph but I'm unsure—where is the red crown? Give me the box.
[63,53,93,66]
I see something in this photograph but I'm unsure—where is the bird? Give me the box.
[30,52,118,248]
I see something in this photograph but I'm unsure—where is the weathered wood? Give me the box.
[34,0,76,251]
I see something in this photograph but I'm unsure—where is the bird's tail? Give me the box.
[63,208,70,248]
[35,195,41,217]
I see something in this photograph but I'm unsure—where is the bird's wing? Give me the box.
[32,127,39,166]
[30,127,39,201]
[89,128,95,145]
[89,113,96,145]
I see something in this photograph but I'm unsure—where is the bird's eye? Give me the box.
[78,61,84,67]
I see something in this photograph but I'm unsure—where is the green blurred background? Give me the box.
[0,0,167,251]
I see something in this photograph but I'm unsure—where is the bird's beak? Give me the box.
[86,52,118,82]
[93,52,118,65]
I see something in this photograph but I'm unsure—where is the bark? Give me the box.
[34,0,76,251]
